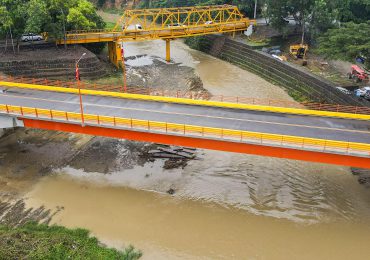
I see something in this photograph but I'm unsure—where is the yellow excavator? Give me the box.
[289,44,308,59]
[289,43,308,66]
[289,26,309,65]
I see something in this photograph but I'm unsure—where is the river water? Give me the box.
[26,40,370,259]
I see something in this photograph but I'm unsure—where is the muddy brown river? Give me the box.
[23,40,370,259]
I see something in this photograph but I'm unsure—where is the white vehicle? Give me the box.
[21,33,43,42]
[167,23,186,28]
[124,24,143,31]
[354,86,370,97]
[205,21,213,25]
[335,87,351,95]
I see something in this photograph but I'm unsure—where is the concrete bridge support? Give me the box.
[108,41,122,68]
[166,39,171,62]
[0,115,24,129]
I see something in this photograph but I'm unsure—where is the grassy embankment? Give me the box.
[105,22,117,30]
[0,222,142,259]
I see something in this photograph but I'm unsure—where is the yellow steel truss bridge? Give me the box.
[57,5,255,65]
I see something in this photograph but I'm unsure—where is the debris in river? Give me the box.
[166,188,176,195]
[148,146,196,159]
[352,168,370,187]
[146,144,197,169]
[163,159,188,169]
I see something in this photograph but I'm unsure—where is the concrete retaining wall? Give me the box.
[197,35,369,107]
[0,47,107,80]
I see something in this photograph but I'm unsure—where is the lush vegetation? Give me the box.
[264,0,370,37]
[143,0,369,65]
[257,0,369,64]
[137,0,256,16]
[1,0,368,63]
[0,0,105,51]
[0,222,142,259]
[317,21,370,67]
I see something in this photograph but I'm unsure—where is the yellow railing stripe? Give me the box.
[1,81,370,121]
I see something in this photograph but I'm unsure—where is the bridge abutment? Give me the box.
[0,115,24,129]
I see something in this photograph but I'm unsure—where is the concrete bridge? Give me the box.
[0,80,369,169]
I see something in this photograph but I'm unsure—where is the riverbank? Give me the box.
[0,222,141,259]
[184,35,368,107]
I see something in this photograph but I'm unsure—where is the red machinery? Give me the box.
[348,65,369,83]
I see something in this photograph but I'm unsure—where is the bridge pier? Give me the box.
[108,42,122,68]
[0,115,24,129]
[166,39,171,62]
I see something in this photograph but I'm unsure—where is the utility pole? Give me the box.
[61,8,67,49]
[76,53,86,126]
[121,42,127,92]
[254,0,258,19]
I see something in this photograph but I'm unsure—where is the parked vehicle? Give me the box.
[348,65,369,83]
[167,23,186,28]
[335,87,351,95]
[262,46,281,55]
[124,24,143,31]
[20,33,43,42]
[354,86,370,97]
[289,44,308,59]
[365,91,370,101]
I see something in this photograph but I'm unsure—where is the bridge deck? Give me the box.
[59,5,253,44]
[59,22,249,44]
[1,88,369,144]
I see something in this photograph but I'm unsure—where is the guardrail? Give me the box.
[1,104,369,158]
[2,75,370,115]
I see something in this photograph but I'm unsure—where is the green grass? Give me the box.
[244,38,271,48]
[101,8,123,15]
[105,22,116,30]
[0,222,142,260]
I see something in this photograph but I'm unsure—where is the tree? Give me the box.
[0,0,28,53]
[140,0,256,16]
[335,0,370,23]
[25,0,49,33]
[317,21,370,67]
[67,0,105,30]
[0,0,106,53]
[264,0,345,43]
[0,6,13,52]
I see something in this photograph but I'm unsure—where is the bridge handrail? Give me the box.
[63,19,249,35]
[124,5,237,13]
[2,76,370,116]
[1,104,369,157]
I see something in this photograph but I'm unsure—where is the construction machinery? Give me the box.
[348,65,369,83]
[289,44,308,59]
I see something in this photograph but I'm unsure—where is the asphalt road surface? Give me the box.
[0,88,369,144]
